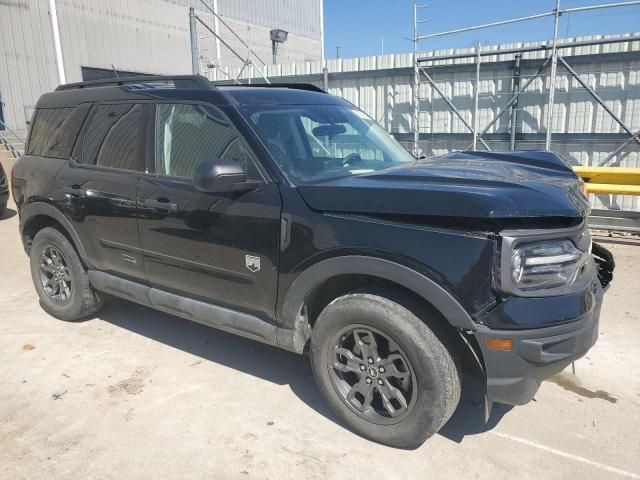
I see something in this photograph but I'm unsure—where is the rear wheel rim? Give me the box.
[327,324,417,425]
[38,245,72,305]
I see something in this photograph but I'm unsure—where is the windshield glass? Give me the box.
[239,105,415,184]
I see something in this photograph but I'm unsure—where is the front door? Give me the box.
[137,103,281,320]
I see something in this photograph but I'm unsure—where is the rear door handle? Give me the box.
[63,186,87,197]
[144,198,178,214]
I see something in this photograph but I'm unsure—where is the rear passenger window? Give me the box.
[44,103,92,158]
[82,103,145,171]
[27,108,74,157]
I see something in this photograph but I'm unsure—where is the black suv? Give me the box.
[12,75,614,448]
[0,162,8,215]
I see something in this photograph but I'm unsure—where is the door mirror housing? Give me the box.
[193,160,256,193]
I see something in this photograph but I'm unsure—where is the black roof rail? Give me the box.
[55,75,214,91]
[219,82,326,94]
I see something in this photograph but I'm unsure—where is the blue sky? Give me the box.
[323,0,640,58]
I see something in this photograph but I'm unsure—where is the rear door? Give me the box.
[56,102,150,282]
[137,102,281,319]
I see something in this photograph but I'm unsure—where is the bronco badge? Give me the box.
[245,255,261,273]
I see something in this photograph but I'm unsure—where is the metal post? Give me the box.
[48,0,66,84]
[320,0,325,63]
[195,16,270,83]
[212,0,221,61]
[599,130,640,166]
[419,67,491,150]
[472,42,481,150]
[545,0,561,150]
[466,56,552,150]
[189,8,199,75]
[323,65,329,92]
[199,0,269,68]
[412,3,420,156]
[510,54,521,151]
[272,40,277,64]
[415,1,640,43]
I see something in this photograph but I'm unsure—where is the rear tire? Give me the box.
[310,291,460,449]
[29,227,103,321]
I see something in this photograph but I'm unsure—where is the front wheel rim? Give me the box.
[38,245,72,305]
[327,324,417,425]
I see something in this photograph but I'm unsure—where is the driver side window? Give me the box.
[154,103,259,179]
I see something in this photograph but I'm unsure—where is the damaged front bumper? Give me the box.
[474,242,612,407]
[475,280,602,405]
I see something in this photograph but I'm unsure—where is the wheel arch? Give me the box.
[20,202,93,269]
[276,256,478,354]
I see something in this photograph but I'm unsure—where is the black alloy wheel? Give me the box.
[38,245,73,305]
[328,325,417,424]
[29,227,103,321]
[310,291,461,448]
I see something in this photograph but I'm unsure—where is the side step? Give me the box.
[88,271,278,346]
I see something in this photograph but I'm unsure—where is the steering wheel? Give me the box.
[342,152,362,166]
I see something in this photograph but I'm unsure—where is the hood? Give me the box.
[297,151,589,220]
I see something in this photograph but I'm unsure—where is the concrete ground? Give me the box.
[1,199,639,480]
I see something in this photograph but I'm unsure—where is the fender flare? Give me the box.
[19,201,94,269]
[276,255,477,353]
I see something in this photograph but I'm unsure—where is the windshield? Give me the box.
[239,104,415,184]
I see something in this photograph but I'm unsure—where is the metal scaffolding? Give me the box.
[189,2,271,85]
[412,0,640,156]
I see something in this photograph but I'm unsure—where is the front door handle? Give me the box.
[63,186,87,197]
[144,198,178,214]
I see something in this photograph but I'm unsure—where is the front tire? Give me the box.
[29,227,103,321]
[310,291,460,449]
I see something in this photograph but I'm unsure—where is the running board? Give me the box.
[88,270,277,346]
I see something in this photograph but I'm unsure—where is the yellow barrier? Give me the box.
[572,166,640,195]
[580,183,640,195]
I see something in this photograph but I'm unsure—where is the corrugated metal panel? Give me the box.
[0,0,59,131]
[217,0,322,38]
[163,0,321,38]
[55,0,192,83]
[1,0,322,130]
[203,15,321,69]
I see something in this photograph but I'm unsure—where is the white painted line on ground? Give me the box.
[490,431,640,479]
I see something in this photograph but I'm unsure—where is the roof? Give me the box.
[219,86,347,106]
[36,75,345,109]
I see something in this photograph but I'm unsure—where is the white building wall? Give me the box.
[0,0,323,131]
[56,0,192,84]
[0,0,59,131]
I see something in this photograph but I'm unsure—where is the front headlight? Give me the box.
[497,225,593,296]
[511,239,587,291]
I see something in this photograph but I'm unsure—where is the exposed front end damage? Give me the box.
[593,242,615,290]
[473,234,614,411]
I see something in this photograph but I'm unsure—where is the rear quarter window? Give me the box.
[27,105,91,158]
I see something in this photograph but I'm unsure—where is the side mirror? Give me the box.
[193,159,256,193]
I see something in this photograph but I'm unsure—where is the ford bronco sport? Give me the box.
[12,75,614,448]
